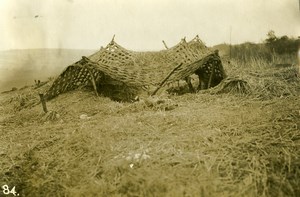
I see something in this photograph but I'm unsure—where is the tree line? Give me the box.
[231,30,300,62]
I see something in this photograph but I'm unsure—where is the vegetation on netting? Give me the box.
[201,76,250,95]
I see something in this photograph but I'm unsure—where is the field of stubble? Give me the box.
[0,59,300,197]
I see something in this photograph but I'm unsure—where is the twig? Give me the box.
[162,40,169,49]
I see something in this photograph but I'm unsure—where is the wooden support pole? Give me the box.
[39,93,48,113]
[87,67,99,97]
[151,63,183,96]
[207,64,215,89]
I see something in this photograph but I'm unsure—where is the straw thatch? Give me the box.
[44,36,223,100]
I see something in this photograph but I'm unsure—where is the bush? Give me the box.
[265,30,300,55]
[230,31,299,64]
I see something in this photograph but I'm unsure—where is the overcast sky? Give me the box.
[0,0,299,51]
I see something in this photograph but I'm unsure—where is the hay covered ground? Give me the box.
[0,58,300,197]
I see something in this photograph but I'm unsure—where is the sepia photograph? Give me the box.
[0,0,300,196]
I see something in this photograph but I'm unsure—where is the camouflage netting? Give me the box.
[44,36,218,100]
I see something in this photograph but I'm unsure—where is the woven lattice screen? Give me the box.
[44,36,216,100]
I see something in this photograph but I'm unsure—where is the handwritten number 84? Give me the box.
[2,185,17,196]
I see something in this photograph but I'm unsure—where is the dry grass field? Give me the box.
[0,56,300,196]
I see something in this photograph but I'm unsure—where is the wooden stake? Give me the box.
[151,63,183,96]
[39,93,48,113]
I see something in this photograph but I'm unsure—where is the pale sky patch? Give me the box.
[0,0,299,51]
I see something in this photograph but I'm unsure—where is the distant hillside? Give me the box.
[0,49,96,92]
